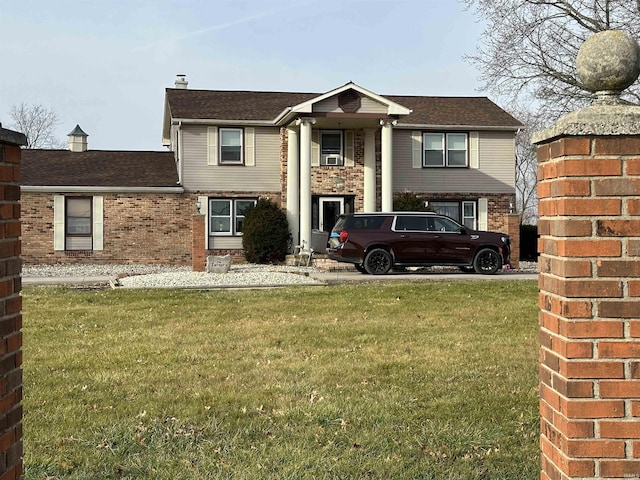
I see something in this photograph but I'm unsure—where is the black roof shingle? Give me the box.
[165,88,522,128]
[21,150,179,188]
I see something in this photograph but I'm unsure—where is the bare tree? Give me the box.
[462,0,640,120]
[509,105,546,224]
[8,102,64,149]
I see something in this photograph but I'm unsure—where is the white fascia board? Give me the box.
[289,82,413,118]
[397,124,521,131]
[22,186,185,193]
[162,99,173,144]
[273,107,293,124]
[172,118,274,127]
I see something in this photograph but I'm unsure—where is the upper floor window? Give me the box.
[219,128,243,164]
[320,130,343,166]
[423,133,468,167]
[209,198,256,235]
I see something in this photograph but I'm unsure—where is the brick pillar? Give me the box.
[192,214,205,272]
[0,126,25,480]
[504,213,520,269]
[535,127,640,478]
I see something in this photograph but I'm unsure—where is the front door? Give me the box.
[319,197,344,232]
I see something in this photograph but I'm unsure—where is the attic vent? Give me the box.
[338,90,361,113]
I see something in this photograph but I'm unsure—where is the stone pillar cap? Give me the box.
[533,29,640,144]
[532,103,640,144]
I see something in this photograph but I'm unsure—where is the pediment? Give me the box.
[276,82,412,124]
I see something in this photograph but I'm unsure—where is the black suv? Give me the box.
[327,212,510,275]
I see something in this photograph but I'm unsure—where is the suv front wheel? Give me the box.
[473,248,501,275]
[364,248,393,275]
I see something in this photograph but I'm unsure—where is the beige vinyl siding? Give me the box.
[182,125,281,192]
[312,95,388,114]
[358,96,389,114]
[393,130,515,194]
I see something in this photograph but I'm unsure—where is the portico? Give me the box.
[280,82,412,249]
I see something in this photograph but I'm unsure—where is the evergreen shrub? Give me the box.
[393,192,432,211]
[242,198,291,264]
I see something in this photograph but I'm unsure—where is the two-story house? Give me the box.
[164,77,521,261]
[21,77,521,266]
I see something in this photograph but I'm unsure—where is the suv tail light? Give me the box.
[339,230,348,244]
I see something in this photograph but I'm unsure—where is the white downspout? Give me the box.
[178,121,184,185]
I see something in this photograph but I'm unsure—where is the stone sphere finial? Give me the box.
[576,30,640,102]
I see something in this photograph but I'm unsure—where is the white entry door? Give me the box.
[319,197,344,232]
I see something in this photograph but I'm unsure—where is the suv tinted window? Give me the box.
[342,215,386,230]
[432,216,462,232]
[395,215,428,231]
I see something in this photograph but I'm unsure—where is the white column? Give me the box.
[297,117,315,248]
[380,119,397,212]
[286,127,300,249]
[363,128,376,212]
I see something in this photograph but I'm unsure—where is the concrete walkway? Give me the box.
[311,269,537,283]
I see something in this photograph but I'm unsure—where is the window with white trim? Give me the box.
[320,130,343,166]
[430,200,477,229]
[66,197,92,249]
[219,128,243,164]
[53,195,104,251]
[208,199,256,235]
[423,132,468,167]
[462,201,476,229]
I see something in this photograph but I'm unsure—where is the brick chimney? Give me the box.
[67,124,88,152]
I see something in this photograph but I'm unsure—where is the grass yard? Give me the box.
[22,280,539,479]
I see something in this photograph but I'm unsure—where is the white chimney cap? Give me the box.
[175,74,188,89]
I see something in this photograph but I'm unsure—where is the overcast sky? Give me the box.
[0,0,486,151]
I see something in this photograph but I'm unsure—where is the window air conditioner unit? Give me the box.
[325,155,340,165]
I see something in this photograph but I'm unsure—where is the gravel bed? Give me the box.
[22,261,538,289]
[22,263,324,289]
[22,263,192,278]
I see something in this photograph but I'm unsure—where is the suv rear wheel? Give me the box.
[354,264,369,274]
[473,248,501,275]
[364,248,393,275]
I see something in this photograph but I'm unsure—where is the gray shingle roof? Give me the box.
[21,150,179,187]
[165,88,522,128]
[386,95,523,127]
[167,89,317,121]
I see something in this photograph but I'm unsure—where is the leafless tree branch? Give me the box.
[8,102,64,149]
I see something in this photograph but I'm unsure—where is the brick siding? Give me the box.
[537,135,640,479]
[22,192,193,265]
[0,141,23,480]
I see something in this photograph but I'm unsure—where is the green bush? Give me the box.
[242,198,291,263]
[393,191,431,211]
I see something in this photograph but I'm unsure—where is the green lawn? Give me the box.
[22,281,540,479]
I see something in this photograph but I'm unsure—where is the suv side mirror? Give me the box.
[459,227,467,235]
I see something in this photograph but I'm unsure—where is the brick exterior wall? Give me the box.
[22,192,193,265]
[22,129,515,266]
[280,127,513,229]
[0,138,23,480]
[536,135,640,479]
